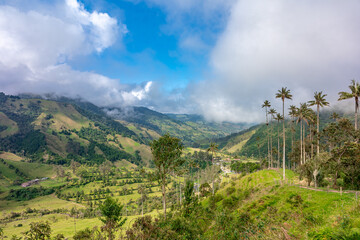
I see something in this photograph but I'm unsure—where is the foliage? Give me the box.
[99,197,126,240]
[230,161,260,173]
[6,186,58,201]
[23,221,51,240]
[151,133,184,218]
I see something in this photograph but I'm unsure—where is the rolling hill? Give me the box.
[105,106,249,146]
[0,93,151,167]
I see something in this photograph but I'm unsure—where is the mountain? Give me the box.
[0,93,152,166]
[216,109,350,158]
[105,106,250,147]
[0,92,254,166]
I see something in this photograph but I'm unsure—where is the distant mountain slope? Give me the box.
[0,93,151,166]
[217,109,350,158]
[105,107,250,146]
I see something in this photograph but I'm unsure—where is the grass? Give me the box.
[0,112,19,137]
[4,159,55,179]
[0,152,23,162]
[209,169,360,239]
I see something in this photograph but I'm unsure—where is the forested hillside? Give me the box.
[0,93,151,166]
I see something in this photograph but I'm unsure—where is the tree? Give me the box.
[289,105,297,166]
[268,108,277,168]
[274,113,283,168]
[207,142,219,195]
[308,91,329,155]
[150,133,184,219]
[262,100,271,167]
[338,79,360,130]
[276,87,292,180]
[23,221,51,240]
[99,197,127,240]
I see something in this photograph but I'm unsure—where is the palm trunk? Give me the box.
[303,123,306,163]
[282,100,286,180]
[317,105,320,155]
[355,98,358,131]
[277,122,280,168]
[310,124,313,159]
[212,155,215,195]
[270,117,273,168]
[300,120,303,165]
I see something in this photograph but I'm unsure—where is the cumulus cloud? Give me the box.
[0,0,150,107]
[192,0,360,123]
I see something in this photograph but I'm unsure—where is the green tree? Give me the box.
[23,221,51,240]
[99,197,126,240]
[276,87,292,180]
[308,91,329,155]
[150,133,184,219]
[338,79,360,130]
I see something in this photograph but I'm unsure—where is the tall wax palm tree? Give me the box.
[338,80,360,130]
[275,87,293,180]
[296,103,309,165]
[268,108,277,168]
[308,91,329,155]
[288,105,297,168]
[307,109,316,159]
[262,100,271,167]
[274,113,283,168]
[207,142,218,195]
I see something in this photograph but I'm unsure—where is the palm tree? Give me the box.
[276,87,293,180]
[207,142,218,195]
[338,80,360,130]
[307,109,316,159]
[274,113,283,168]
[262,100,271,167]
[296,103,310,165]
[288,105,297,167]
[308,91,329,155]
[268,108,277,168]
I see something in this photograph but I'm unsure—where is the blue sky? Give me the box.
[68,0,222,90]
[1,0,360,123]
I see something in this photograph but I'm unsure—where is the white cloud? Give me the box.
[192,0,360,123]
[0,0,152,107]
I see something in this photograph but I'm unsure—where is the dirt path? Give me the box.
[297,185,359,195]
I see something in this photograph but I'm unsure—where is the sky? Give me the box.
[0,0,360,123]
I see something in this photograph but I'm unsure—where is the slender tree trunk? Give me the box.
[270,118,273,168]
[355,98,358,131]
[310,125,313,159]
[282,100,286,180]
[303,123,306,163]
[212,154,215,195]
[141,195,144,216]
[268,134,270,168]
[317,105,320,155]
[162,178,166,219]
[266,109,270,168]
[179,179,182,206]
[300,120,303,165]
[277,123,280,168]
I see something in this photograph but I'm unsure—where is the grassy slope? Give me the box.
[209,169,360,239]
[0,97,152,165]
[223,129,257,153]
[0,112,19,137]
